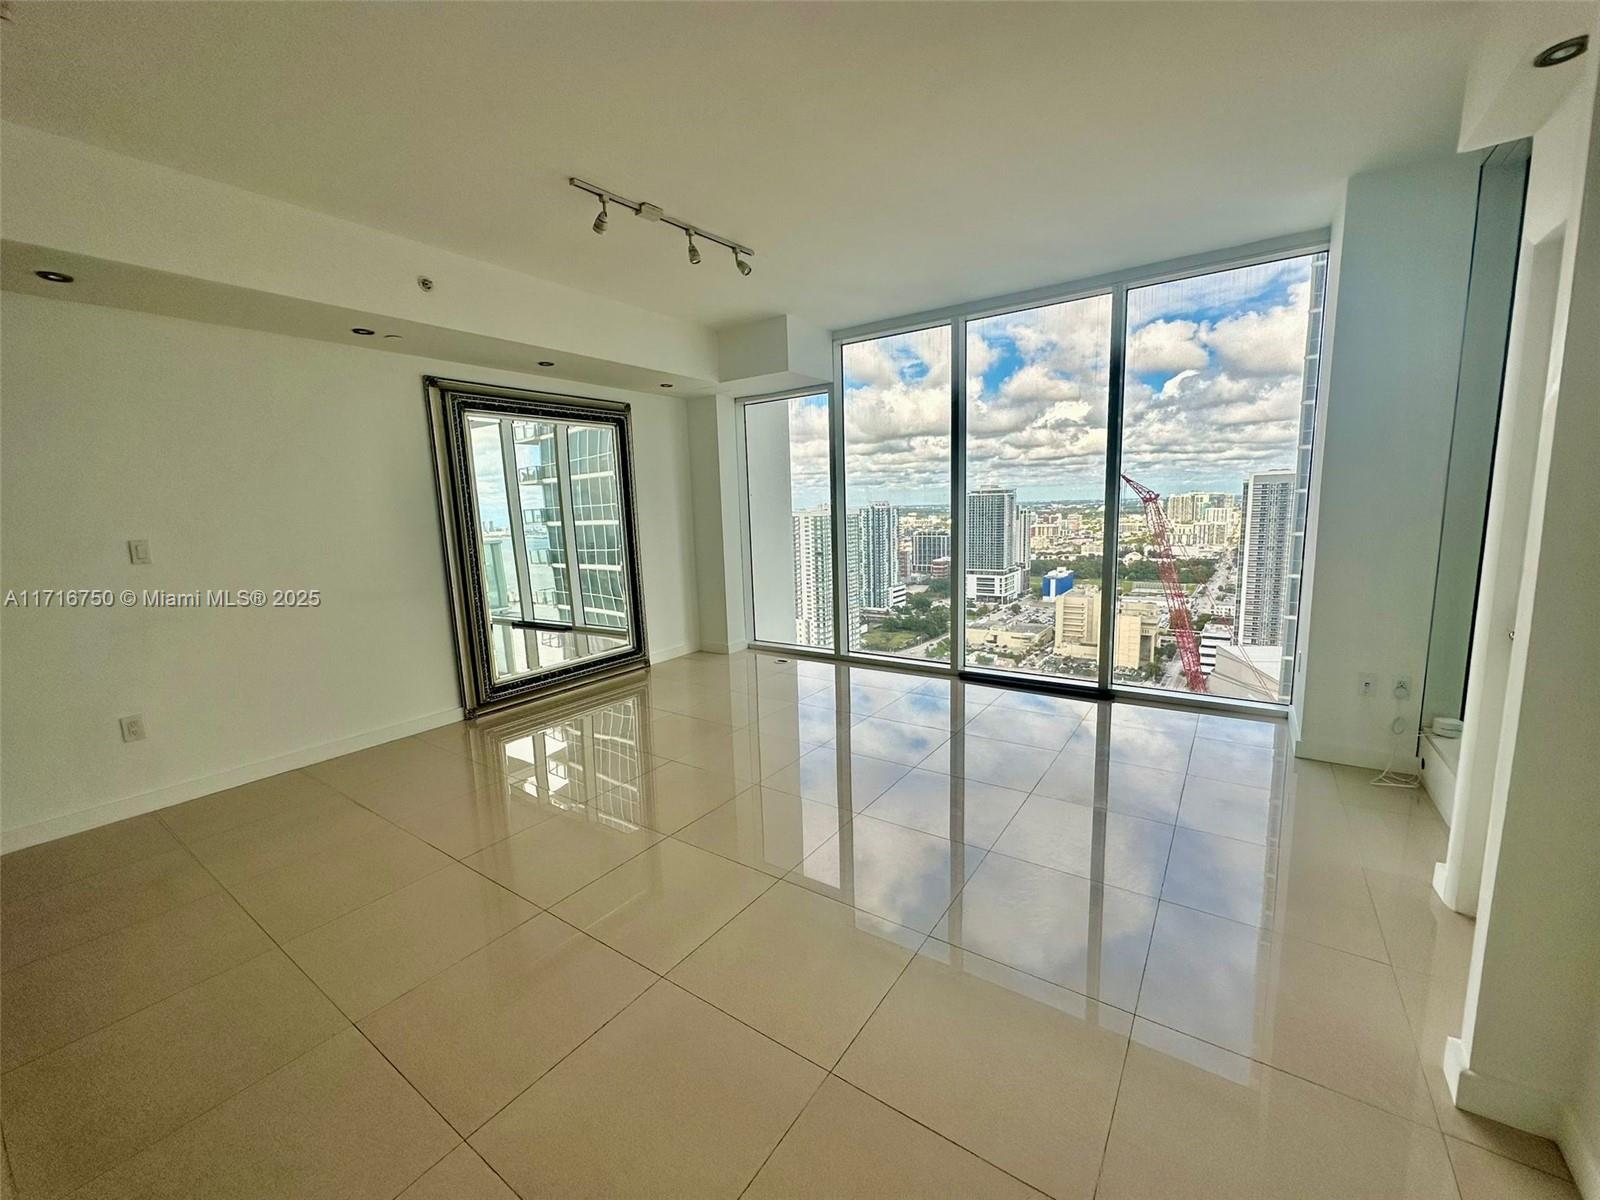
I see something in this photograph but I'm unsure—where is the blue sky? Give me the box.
[791,253,1320,510]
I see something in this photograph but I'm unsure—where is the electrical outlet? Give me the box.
[119,715,147,743]
[1358,673,1377,697]
[127,539,152,565]
[1394,674,1412,699]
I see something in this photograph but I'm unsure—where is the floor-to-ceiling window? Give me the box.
[964,295,1113,685]
[739,242,1327,707]
[741,391,833,649]
[1116,253,1327,703]
[841,325,953,663]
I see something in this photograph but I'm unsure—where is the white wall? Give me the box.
[1296,152,1483,768]
[0,293,699,849]
[1449,56,1600,1192]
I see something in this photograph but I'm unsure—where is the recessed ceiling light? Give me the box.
[659,383,674,388]
[34,270,74,284]
[351,327,375,336]
[1534,35,1588,67]
[538,361,555,367]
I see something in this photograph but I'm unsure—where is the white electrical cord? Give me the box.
[1370,717,1423,789]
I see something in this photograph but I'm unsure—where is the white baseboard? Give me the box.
[1560,1102,1600,1200]
[1293,737,1422,774]
[648,642,692,664]
[1445,1036,1564,1137]
[1,707,465,853]
[1419,733,1458,828]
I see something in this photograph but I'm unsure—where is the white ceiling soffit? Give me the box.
[0,1,1527,331]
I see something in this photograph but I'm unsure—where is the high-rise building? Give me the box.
[911,530,951,575]
[1052,587,1159,669]
[1236,469,1296,647]
[793,507,834,648]
[565,425,627,630]
[966,487,1025,601]
[858,501,904,611]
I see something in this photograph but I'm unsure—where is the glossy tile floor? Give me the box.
[0,650,1578,1198]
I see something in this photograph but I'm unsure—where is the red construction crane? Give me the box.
[1120,474,1208,693]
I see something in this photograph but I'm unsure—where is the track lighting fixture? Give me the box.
[569,177,753,276]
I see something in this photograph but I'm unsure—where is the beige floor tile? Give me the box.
[227,822,453,941]
[1187,737,1282,790]
[472,981,822,1198]
[933,851,1157,1011]
[632,760,746,834]
[1332,762,1426,812]
[788,813,986,932]
[1194,711,1285,748]
[991,798,1174,898]
[673,785,850,876]
[1446,1135,1581,1199]
[763,747,911,810]
[1175,774,1275,844]
[1394,968,1574,1179]
[157,770,350,845]
[397,1145,517,1199]
[980,689,1097,722]
[669,881,920,1067]
[462,806,661,906]
[339,761,551,858]
[360,914,653,1134]
[0,816,180,904]
[284,863,535,1019]
[1,890,272,1071]
[1270,854,1393,962]
[873,689,985,731]
[1137,902,1434,1125]
[553,839,773,971]
[963,705,1084,751]
[837,943,1131,1199]
[414,720,499,764]
[1034,756,1185,824]
[863,769,1028,848]
[73,1028,458,1200]
[744,1076,1046,1200]
[1062,721,1195,772]
[1161,825,1275,926]
[846,716,951,765]
[184,796,390,886]
[1347,804,1450,882]
[919,735,1059,793]
[0,848,218,971]
[302,734,475,794]
[1,951,345,1198]
[1097,1019,1459,1199]
[1366,867,1476,979]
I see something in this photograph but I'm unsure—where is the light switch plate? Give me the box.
[127,539,152,565]
[119,715,147,743]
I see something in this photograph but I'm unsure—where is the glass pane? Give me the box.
[566,423,630,632]
[1116,253,1328,703]
[512,420,571,624]
[743,393,833,649]
[964,294,1113,682]
[841,325,953,662]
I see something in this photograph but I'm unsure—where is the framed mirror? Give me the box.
[425,377,649,714]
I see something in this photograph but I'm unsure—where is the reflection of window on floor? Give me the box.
[494,695,648,829]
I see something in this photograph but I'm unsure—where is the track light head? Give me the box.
[592,198,608,235]
[686,231,702,266]
[733,250,752,277]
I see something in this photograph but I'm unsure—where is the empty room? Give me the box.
[2,2,1598,1197]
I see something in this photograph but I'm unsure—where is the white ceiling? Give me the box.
[1,2,1511,331]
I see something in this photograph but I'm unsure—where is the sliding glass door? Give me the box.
[841,325,953,663]
[964,295,1113,684]
[738,242,1327,708]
